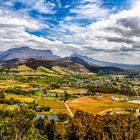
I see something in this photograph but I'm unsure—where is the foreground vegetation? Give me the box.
[0,108,140,140]
[0,65,139,139]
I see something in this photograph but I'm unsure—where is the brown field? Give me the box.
[67,96,140,114]
[52,66,67,75]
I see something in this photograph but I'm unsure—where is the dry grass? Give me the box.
[52,66,67,75]
[67,96,140,114]
[37,97,68,114]
[49,88,87,95]
[17,65,33,71]
[37,66,55,74]
[0,80,30,89]
[6,94,35,102]
[0,104,18,110]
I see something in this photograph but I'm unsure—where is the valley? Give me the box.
[0,60,139,140]
[0,64,139,116]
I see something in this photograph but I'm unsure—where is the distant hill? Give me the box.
[0,58,20,67]
[23,57,88,72]
[71,54,140,70]
[0,47,60,60]
[0,47,139,71]
[22,57,125,74]
[0,47,138,72]
[0,56,125,74]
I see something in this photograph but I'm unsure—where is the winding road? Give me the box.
[65,101,74,117]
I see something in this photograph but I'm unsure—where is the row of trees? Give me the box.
[5,87,36,96]
[87,84,138,96]
[27,102,51,112]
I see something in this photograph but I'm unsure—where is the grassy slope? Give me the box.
[16,65,59,76]
[17,65,33,71]
[37,66,55,74]
[52,66,67,75]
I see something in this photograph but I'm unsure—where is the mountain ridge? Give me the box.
[71,53,140,70]
[20,57,125,74]
[0,47,60,60]
[0,47,139,71]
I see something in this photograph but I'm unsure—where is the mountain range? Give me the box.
[71,54,140,70]
[0,47,139,72]
[23,57,124,74]
[0,47,60,60]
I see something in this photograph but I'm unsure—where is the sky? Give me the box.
[0,0,140,64]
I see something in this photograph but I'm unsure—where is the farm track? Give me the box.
[65,101,74,117]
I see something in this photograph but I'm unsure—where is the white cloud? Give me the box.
[70,0,109,20]
[0,0,140,64]
[1,0,58,14]
[33,0,57,14]
[48,0,140,64]
[0,7,68,54]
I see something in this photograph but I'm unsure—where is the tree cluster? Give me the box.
[0,108,140,140]
[65,110,140,140]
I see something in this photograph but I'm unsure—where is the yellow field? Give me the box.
[0,80,30,89]
[102,94,137,100]
[67,96,140,114]
[17,65,33,71]
[0,104,18,110]
[37,97,68,114]
[18,71,42,75]
[6,94,35,102]
[52,66,67,75]
[37,66,55,74]
[17,66,59,76]
[10,64,72,77]
[49,88,87,95]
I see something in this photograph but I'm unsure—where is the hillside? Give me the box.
[23,57,124,74]
[71,54,140,70]
[0,47,139,71]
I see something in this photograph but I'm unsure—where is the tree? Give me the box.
[64,91,70,102]
[57,113,70,122]
[13,107,36,140]
[0,89,5,100]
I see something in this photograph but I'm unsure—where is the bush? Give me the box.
[57,113,70,122]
